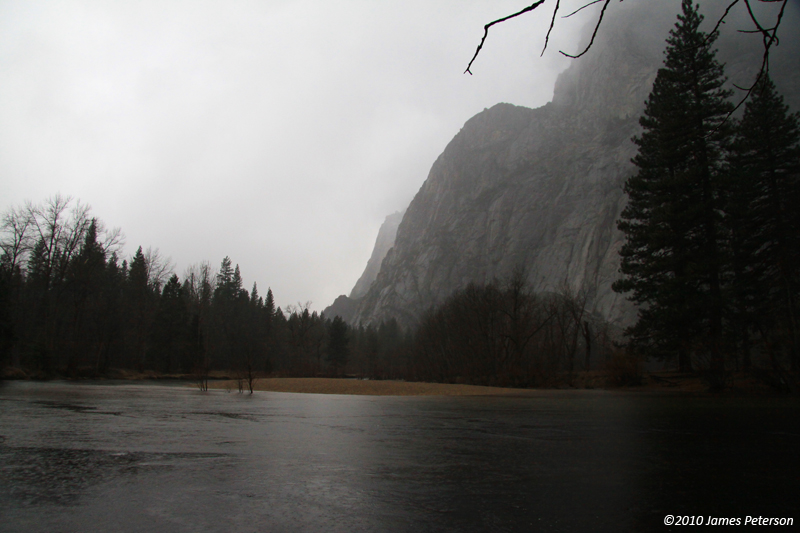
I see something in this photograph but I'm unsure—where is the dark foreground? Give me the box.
[0,381,797,532]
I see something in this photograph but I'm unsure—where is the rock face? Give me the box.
[323,294,361,325]
[333,1,799,328]
[349,211,405,300]
[323,211,404,322]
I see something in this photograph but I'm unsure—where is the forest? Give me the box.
[1,1,798,392]
[0,194,615,390]
[0,194,412,389]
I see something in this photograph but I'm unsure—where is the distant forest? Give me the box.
[0,194,618,390]
[0,193,409,384]
[1,1,798,391]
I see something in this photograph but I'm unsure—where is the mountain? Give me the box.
[349,210,405,300]
[324,211,404,323]
[328,0,799,328]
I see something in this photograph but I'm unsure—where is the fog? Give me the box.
[1,1,620,310]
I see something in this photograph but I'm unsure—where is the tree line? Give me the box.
[411,268,621,388]
[0,195,415,388]
[0,193,623,388]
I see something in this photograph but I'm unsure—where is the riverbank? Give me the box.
[206,377,538,396]
[2,367,793,396]
[205,372,792,396]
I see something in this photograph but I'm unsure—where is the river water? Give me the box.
[0,381,797,532]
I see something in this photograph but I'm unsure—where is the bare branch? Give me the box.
[468,0,788,120]
[744,0,770,38]
[738,27,779,34]
[144,247,174,290]
[559,0,612,59]
[561,0,604,19]
[0,205,33,269]
[725,0,786,119]
[705,0,740,45]
[100,226,125,256]
[541,0,561,56]
[465,1,546,75]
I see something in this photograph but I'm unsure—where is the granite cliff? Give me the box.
[328,1,799,328]
[349,210,405,300]
[325,211,404,323]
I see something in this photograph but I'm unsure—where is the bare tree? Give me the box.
[555,278,591,384]
[498,266,556,384]
[144,247,174,291]
[2,195,123,277]
[0,205,33,270]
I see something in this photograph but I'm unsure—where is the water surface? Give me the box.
[1,381,797,532]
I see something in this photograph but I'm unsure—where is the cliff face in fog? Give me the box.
[332,1,799,328]
[349,210,405,300]
[324,211,404,323]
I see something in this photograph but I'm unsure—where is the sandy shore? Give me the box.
[202,372,791,396]
[206,377,541,396]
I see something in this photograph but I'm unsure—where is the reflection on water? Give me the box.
[0,381,797,532]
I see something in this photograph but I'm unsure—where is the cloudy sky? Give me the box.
[1,0,600,311]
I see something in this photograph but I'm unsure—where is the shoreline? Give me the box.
[2,367,794,397]
[205,377,540,396]
[202,373,793,397]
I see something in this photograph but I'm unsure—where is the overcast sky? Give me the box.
[1,0,601,311]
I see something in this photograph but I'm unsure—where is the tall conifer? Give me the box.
[729,75,800,371]
[614,0,733,383]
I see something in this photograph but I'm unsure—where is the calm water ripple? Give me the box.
[0,381,797,532]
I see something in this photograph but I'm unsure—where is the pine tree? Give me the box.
[151,274,189,373]
[262,288,275,373]
[0,258,15,367]
[126,246,154,370]
[232,265,244,299]
[613,0,734,383]
[64,218,107,373]
[128,247,148,295]
[99,252,125,373]
[327,315,349,376]
[728,75,800,371]
[250,282,261,308]
[215,256,234,301]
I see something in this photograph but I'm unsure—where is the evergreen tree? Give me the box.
[25,237,53,371]
[613,0,734,383]
[64,218,106,373]
[211,256,242,369]
[232,265,244,299]
[99,252,125,373]
[265,288,275,318]
[262,288,275,372]
[27,238,50,291]
[728,75,800,371]
[126,246,155,370]
[214,256,234,301]
[151,274,189,373]
[0,258,16,367]
[128,247,148,295]
[250,282,261,308]
[327,315,349,376]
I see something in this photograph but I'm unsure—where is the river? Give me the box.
[1,381,797,532]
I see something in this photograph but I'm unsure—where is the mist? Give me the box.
[2,1,634,309]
